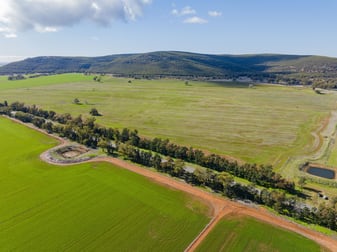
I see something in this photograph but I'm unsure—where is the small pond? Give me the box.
[307,166,335,179]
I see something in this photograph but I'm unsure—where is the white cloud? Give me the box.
[171,9,179,16]
[183,16,208,24]
[4,33,17,38]
[0,0,152,37]
[208,11,222,17]
[0,55,28,63]
[181,6,196,16]
[171,5,208,25]
[172,6,196,16]
[35,26,59,33]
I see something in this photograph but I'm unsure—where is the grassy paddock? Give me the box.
[0,117,210,251]
[0,73,93,90]
[196,215,324,252]
[1,74,335,168]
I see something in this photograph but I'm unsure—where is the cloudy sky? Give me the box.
[1,0,337,62]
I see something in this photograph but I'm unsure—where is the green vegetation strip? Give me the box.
[0,117,209,251]
[196,215,323,252]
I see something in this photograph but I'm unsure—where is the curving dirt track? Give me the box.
[6,117,337,251]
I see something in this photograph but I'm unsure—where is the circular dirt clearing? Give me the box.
[42,144,96,165]
[56,145,89,159]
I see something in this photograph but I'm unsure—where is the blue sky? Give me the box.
[1,1,337,62]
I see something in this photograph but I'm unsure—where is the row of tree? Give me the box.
[3,102,294,193]
[118,142,337,231]
[121,132,295,193]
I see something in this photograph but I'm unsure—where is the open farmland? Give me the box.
[196,215,325,252]
[0,117,210,251]
[1,74,336,169]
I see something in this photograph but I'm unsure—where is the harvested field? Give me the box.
[1,74,336,167]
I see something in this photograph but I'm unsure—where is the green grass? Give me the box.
[0,117,210,251]
[325,134,337,167]
[196,215,324,252]
[1,74,336,169]
[0,73,93,90]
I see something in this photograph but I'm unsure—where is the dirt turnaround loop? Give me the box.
[8,117,337,252]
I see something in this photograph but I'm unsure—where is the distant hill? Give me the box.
[1,51,337,87]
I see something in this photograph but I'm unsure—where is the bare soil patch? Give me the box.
[62,151,80,158]
[56,145,89,159]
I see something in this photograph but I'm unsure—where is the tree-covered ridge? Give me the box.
[2,51,337,88]
[1,101,337,232]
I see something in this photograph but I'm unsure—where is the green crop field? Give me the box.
[1,74,336,169]
[196,215,324,252]
[0,117,210,251]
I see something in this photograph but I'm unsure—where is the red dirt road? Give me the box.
[92,157,337,252]
[6,117,337,251]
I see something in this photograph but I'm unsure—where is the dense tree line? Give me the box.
[132,137,295,193]
[118,143,337,231]
[0,101,295,193]
[1,101,337,231]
